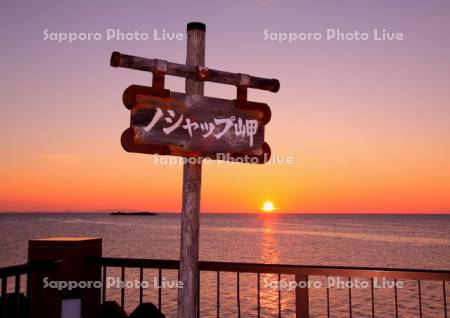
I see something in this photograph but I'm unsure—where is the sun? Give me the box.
[261,201,275,213]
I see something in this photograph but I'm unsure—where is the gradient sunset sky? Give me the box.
[1,0,449,213]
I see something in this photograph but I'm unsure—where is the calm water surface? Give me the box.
[0,213,449,317]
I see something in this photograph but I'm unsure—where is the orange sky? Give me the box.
[1,1,449,213]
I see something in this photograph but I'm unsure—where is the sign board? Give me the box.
[112,51,278,164]
[122,85,271,160]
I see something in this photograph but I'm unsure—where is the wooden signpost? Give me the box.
[123,84,270,154]
[111,22,280,318]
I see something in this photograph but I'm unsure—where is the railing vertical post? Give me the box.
[28,237,102,318]
[178,21,205,318]
[15,275,20,318]
[295,274,308,318]
[1,277,7,318]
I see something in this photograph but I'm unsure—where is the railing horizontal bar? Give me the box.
[88,257,450,281]
[91,257,180,270]
[0,260,61,277]
[200,262,450,280]
[203,265,450,281]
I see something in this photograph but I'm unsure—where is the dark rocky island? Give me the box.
[110,212,158,216]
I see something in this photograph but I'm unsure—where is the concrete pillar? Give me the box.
[28,237,102,318]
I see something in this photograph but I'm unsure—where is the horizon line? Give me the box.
[1,211,450,215]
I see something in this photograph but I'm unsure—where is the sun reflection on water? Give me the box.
[259,216,283,315]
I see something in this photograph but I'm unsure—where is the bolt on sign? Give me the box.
[111,51,279,163]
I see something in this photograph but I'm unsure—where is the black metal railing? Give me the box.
[92,257,450,318]
[1,257,449,317]
[0,260,60,318]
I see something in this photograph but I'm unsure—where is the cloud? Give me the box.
[36,153,85,164]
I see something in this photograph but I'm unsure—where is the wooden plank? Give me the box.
[111,52,280,92]
[120,128,272,164]
[124,85,270,155]
[178,21,205,318]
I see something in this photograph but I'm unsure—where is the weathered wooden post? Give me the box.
[110,20,279,317]
[178,21,205,318]
[295,274,309,318]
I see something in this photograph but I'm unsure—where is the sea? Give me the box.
[0,213,449,317]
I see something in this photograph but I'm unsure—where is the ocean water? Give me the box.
[0,213,449,317]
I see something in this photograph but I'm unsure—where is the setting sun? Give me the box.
[262,201,275,213]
